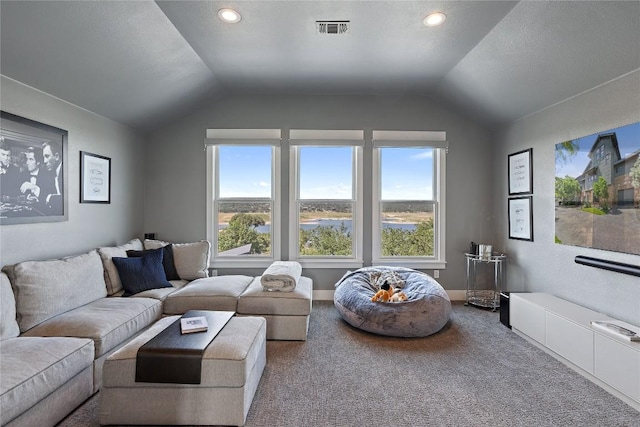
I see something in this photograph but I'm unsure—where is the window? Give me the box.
[372,131,447,268]
[289,130,363,267]
[206,129,281,268]
[206,128,445,270]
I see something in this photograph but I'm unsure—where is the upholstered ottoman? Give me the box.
[162,275,255,314]
[237,276,313,341]
[100,315,266,426]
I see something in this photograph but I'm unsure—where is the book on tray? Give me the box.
[180,316,209,334]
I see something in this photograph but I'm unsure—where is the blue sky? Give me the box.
[381,147,433,200]
[218,145,434,200]
[219,146,271,197]
[556,121,640,178]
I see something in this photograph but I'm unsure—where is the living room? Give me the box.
[1,1,639,425]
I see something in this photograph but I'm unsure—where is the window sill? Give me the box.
[210,259,276,269]
[296,259,364,269]
[372,259,446,270]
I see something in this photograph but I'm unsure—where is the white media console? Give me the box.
[510,293,640,411]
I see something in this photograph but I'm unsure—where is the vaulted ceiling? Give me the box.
[1,1,639,132]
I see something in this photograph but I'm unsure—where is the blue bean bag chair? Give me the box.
[334,266,451,337]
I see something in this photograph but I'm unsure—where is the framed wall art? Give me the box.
[80,151,111,203]
[508,148,533,195]
[555,121,640,256]
[1,111,68,225]
[508,196,533,241]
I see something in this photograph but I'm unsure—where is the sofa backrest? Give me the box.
[98,238,144,296]
[2,250,107,332]
[0,272,20,340]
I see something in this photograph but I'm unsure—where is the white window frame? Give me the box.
[289,130,364,268]
[372,130,447,269]
[205,129,281,268]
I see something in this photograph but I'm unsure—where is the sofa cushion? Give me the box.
[163,275,253,315]
[144,239,210,281]
[0,336,94,426]
[98,239,144,296]
[238,276,313,316]
[0,273,19,340]
[21,297,161,358]
[131,279,188,301]
[127,244,180,281]
[112,248,173,296]
[2,250,107,333]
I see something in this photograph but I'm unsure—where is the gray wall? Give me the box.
[0,76,146,266]
[494,70,640,325]
[145,94,494,291]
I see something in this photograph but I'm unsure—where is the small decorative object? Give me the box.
[80,151,111,203]
[180,316,209,334]
[1,111,68,224]
[508,196,533,241]
[508,148,533,195]
[479,244,492,260]
[469,242,478,255]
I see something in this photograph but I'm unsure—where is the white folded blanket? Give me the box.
[261,261,302,292]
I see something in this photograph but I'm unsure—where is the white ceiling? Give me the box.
[1,1,639,132]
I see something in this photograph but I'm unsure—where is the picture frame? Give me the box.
[80,151,111,203]
[1,111,68,225]
[555,121,640,256]
[508,196,533,241]
[508,148,533,195]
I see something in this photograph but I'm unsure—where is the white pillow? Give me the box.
[144,239,210,281]
[98,238,144,295]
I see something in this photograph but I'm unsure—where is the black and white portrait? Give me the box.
[0,111,68,225]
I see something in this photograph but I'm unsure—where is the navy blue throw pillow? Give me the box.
[127,244,180,281]
[112,248,173,296]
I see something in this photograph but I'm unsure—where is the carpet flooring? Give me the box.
[57,301,639,426]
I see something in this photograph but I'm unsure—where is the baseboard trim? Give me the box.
[313,289,466,301]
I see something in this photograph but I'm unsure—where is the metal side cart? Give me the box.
[464,253,507,311]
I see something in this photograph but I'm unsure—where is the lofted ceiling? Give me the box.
[1,1,639,133]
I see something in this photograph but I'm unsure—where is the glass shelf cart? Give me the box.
[464,253,507,311]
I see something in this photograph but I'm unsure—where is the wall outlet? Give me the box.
[433,270,439,278]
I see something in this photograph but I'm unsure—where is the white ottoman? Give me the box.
[100,315,266,426]
[237,276,313,341]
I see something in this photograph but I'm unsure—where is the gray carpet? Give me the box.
[57,301,639,427]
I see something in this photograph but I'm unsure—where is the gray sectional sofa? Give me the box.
[0,238,312,427]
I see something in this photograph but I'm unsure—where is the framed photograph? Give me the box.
[80,151,111,203]
[508,148,533,195]
[555,121,640,256]
[1,111,68,225]
[508,196,533,241]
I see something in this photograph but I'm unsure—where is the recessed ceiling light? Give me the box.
[424,12,446,27]
[218,8,241,23]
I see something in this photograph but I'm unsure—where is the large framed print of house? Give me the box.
[554,121,640,255]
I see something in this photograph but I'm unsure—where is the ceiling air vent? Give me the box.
[316,21,349,35]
